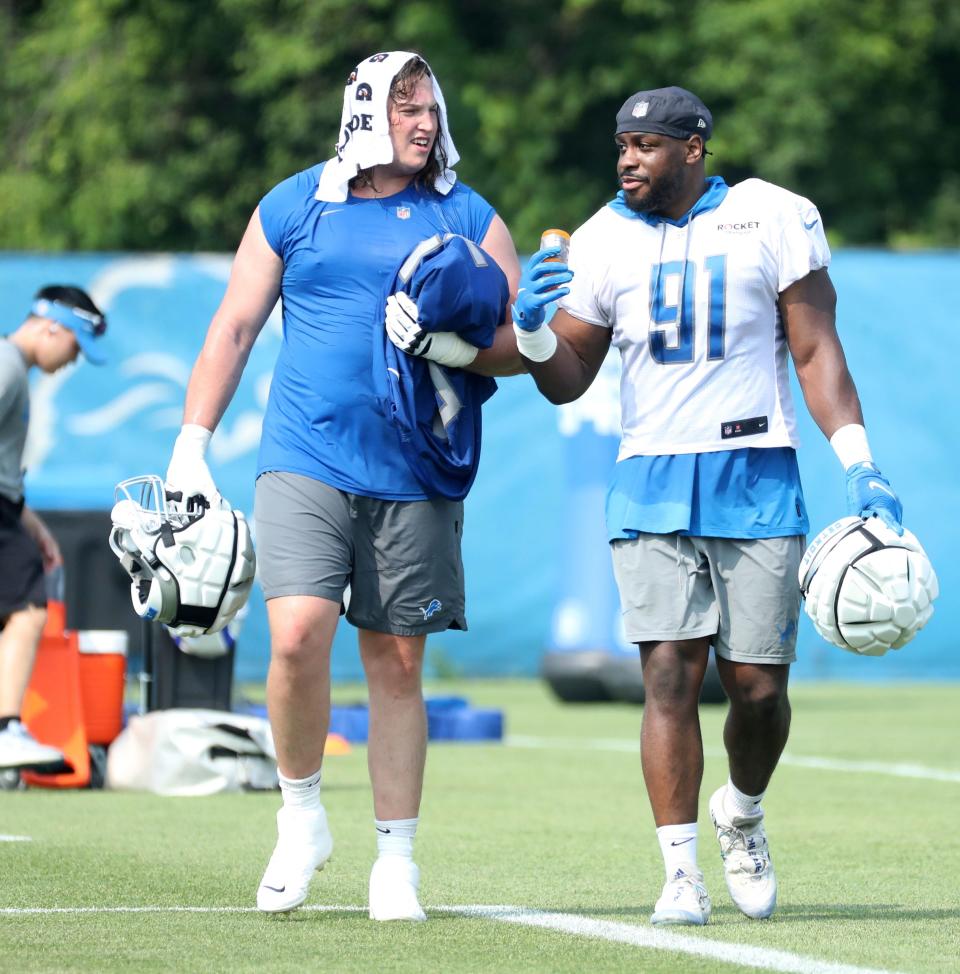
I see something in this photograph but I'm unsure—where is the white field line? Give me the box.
[0,835,31,842]
[506,735,960,784]
[774,754,960,783]
[445,906,905,974]
[0,903,903,974]
[0,905,359,915]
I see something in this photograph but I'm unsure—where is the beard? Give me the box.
[621,166,686,215]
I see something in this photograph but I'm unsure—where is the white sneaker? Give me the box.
[0,721,65,771]
[257,805,333,913]
[368,856,427,922]
[709,786,777,919]
[650,868,712,926]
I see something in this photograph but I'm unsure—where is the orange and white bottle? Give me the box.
[540,228,570,264]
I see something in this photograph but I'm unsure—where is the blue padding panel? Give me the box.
[424,695,469,712]
[327,706,371,743]
[235,698,502,742]
[428,708,504,741]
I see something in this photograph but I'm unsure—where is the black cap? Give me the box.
[616,86,712,141]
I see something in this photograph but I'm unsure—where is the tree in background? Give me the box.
[1,0,958,252]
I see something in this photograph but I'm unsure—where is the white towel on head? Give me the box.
[315,51,460,203]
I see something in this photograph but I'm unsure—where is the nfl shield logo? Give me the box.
[632,100,649,118]
[396,206,411,220]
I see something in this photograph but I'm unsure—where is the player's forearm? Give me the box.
[781,269,860,438]
[19,504,45,541]
[20,505,61,566]
[523,332,596,404]
[466,323,526,377]
[181,207,280,432]
[182,317,256,432]
[795,346,864,440]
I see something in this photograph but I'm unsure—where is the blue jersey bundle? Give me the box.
[375,234,509,500]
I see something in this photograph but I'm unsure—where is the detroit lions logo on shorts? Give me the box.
[420,598,442,620]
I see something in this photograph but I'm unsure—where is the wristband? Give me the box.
[830,423,873,470]
[174,424,213,459]
[429,333,479,369]
[513,322,558,363]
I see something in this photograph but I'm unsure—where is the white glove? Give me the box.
[385,292,479,369]
[165,424,222,508]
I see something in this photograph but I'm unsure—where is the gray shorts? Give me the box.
[254,471,466,636]
[610,533,804,664]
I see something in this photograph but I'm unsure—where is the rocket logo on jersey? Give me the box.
[717,221,760,234]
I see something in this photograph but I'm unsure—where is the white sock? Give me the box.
[278,768,322,811]
[375,817,418,860]
[656,823,699,881]
[725,776,764,819]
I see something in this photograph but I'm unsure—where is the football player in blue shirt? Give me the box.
[165,51,520,921]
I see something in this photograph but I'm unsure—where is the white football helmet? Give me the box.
[798,516,938,656]
[108,475,256,637]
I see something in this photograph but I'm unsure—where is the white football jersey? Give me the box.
[560,178,830,460]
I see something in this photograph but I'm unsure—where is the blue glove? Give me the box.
[511,246,574,332]
[846,461,903,535]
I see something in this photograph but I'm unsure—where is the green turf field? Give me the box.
[1,679,958,973]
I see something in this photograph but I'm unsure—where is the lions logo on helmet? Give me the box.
[798,516,938,657]
[108,475,256,637]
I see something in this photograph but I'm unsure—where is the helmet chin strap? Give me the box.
[135,572,166,622]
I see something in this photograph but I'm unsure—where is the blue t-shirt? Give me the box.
[606,447,808,540]
[257,164,496,499]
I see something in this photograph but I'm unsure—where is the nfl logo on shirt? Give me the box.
[396,206,411,220]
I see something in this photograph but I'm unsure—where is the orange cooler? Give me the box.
[77,630,128,746]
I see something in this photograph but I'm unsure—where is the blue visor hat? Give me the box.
[32,298,107,365]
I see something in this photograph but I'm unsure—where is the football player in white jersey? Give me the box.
[511,86,903,926]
